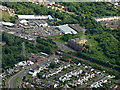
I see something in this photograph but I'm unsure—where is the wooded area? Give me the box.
[2,33,57,71]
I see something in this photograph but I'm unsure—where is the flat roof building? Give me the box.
[18,15,53,20]
[2,22,14,27]
[68,24,85,33]
[57,24,77,34]
[18,15,48,20]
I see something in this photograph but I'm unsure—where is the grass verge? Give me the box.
[13,76,19,88]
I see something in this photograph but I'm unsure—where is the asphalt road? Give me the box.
[54,41,76,52]
[6,55,59,88]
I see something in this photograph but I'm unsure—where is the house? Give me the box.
[63,84,70,88]
[95,16,120,22]
[27,61,34,66]
[110,84,118,89]
[54,83,59,88]
[17,61,27,66]
[77,63,81,66]
[20,20,29,25]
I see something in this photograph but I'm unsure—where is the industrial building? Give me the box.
[20,20,29,25]
[68,24,85,33]
[34,20,48,27]
[2,22,14,27]
[68,37,87,51]
[18,15,53,21]
[57,24,77,34]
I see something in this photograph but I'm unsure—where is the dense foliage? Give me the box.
[95,33,119,60]
[60,2,120,17]
[36,37,57,54]
[2,33,27,70]
[2,33,57,71]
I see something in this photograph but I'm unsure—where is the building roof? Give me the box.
[20,20,29,24]
[18,15,48,19]
[48,15,53,20]
[68,24,85,33]
[57,24,77,34]
[2,22,14,26]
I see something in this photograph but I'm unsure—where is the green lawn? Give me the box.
[55,39,66,44]
[13,76,19,88]
[1,10,10,22]
[25,74,31,80]
[47,35,63,39]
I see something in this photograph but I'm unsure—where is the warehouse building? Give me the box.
[57,24,77,34]
[2,22,14,27]
[18,15,53,21]
[20,20,29,25]
[68,24,85,33]
[34,20,48,27]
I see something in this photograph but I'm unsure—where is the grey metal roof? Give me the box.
[57,24,77,34]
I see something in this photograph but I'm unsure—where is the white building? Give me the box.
[7,31,16,35]
[27,61,34,65]
[17,61,27,66]
[95,16,120,22]
[57,24,77,34]
[20,20,29,25]
[2,22,14,27]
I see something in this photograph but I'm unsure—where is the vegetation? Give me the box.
[2,33,27,71]
[60,33,83,42]
[36,37,57,54]
[1,9,17,23]
[60,2,120,17]
[2,33,57,71]
[37,73,43,79]
[1,10,10,22]
[13,76,19,88]
[49,62,58,69]
[24,74,31,80]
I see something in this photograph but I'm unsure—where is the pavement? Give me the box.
[54,41,76,52]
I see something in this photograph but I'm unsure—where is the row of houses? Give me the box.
[42,64,71,79]
[59,69,83,82]
[68,73,95,87]
[90,75,115,88]
[99,20,120,29]
[28,59,60,77]
[15,60,34,67]
[29,65,47,76]
[95,16,120,22]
